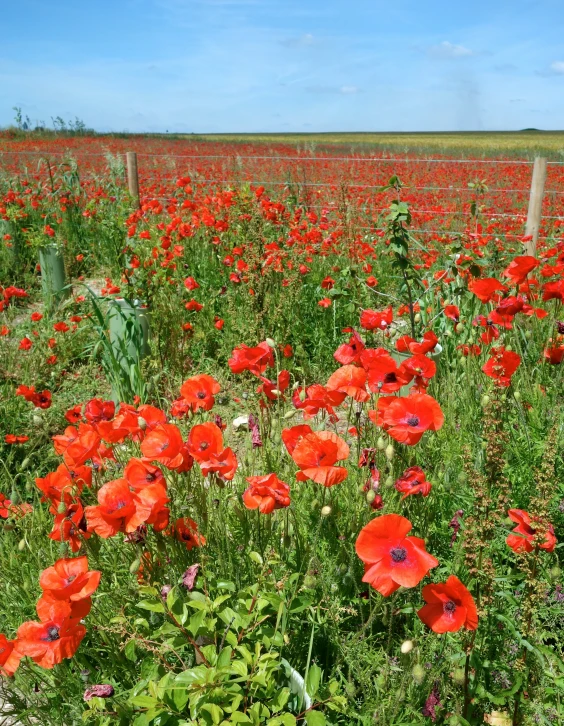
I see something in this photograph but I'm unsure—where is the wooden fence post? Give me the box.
[126,152,140,208]
[525,156,547,256]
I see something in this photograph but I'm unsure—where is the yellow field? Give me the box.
[188,131,564,159]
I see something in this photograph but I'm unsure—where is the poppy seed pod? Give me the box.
[385,444,394,461]
[400,640,414,654]
[414,313,421,323]
[321,505,332,517]
[377,436,386,450]
[20,458,30,470]
[33,415,43,426]
[385,475,394,487]
[57,501,67,514]
[481,395,490,407]
[18,538,26,552]
[265,338,276,348]
[366,490,376,505]
[284,409,297,419]
[455,323,464,334]
[412,664,425,684]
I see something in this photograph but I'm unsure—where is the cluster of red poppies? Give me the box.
[0,556,100,675]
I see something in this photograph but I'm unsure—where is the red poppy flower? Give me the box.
[457,344,482,356]
[199,446,238,481]
[84,399,115,423]
[243,474,291,514]
[257,370,291,401]
[291,431,349,487]
[15,601,86,669]
[18,337,33,350]
[0,634,22,676]
[39,556,101,603]
[292,384,345,420]
[228,341,274,375]
[355,514,439,596]
[468,277,507,303]
[65,405,83,424]
[395,466,432,499]
[334,330,365,365]
[408,331,439,355]
[0,493,12,519]
[326,365,369,402]
[173,517,206,550]
[36,464,92,508]
[180,374,221,412]
[53,322,70,333]
[31,390,52,409]
[369,394,444,445]
[15,384,36,401]
[85,478,166,537]
[360,306,393,331]
[542,280,564,302]
[124,458,165,491]
[544,343,564,364]
[31,311,43,322]
[185,299,203,311]
[417,575,478,633]
[4,434,29,444]
[399,355,436,382]
[49,502,90,552]
[140,423,185,469]
[364,353,410,394]
[443,305,460,322]
[281,424,314,455]
[482,346,521,387]
[503,255,539,286]
[187,422,223,462]
[318,297,332,308]
[506,509,557,553]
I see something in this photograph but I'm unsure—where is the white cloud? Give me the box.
[550,61,564,74]
[280,33,316,49]
[428,41,474,59]
[340,85,358,94]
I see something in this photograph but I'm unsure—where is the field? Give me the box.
[0,130,563,726]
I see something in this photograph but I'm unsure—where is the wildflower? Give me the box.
[291,430,349,486]
[355,514,438,596]
[417,575,478,633]
[38,556,101,604]
[292,384,345,421]
[49,502,90,552]
[84,399,115,423]
[482,347,521,387]
[363,352,410,394]
[15,601,86,669]
[318,297,332,307]
[182,563,200,590]
[140,423,185,469]
[180,374,221,412]
[395,466,432,499]
[503,255,539,286]
[369,394,444,445]
[173,518,206,550]
[83,685,114,701]
[326,365,369,402]
[421,681,442,722]
[243,474,291,514]
[228,341,274,375]
[468,277,507,303]
[506,509,557,553]
[360,306,393,331]
[0,634,22,676]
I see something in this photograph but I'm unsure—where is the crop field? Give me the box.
[0,131,563,726]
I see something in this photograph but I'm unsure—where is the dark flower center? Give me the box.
[145,472,156,482]
[390,546,408,563]
[407,416,420,427]
[196,391,207,399]
[43,626,60,642]
[200,442,209,450]
[383,372,397,384]
[444,600,456,614]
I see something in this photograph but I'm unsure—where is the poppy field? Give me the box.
[0,132,564,726]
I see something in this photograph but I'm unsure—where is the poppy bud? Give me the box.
[452,668,466,685]
[550,566,561,580]
[33,415,43,426]
[385,475,394,487]
[57,501,67,514]
[401,640,414,654]
[271,389,282,397]
[129,558,141,574]
[505,344,512,352]
[18,538,26,552]
[265,338,276,348]
[138,416,147,431]
[377,436,386,450]
[299,389,307,402]
[514,391,521,401]
[385,444,394,461]
[412,664,425,684]
[321,505,332,517]
[284,409,297,419]
[455,323,464,334]
[10,488,20,505]
[366,490,376,505]
[20,457,30,470]
[481,395,490,407]
[161,584,172,600]
[376,674,386,688]
[414,313,421,323]
[459,356,467,367]
[311,498,319,509]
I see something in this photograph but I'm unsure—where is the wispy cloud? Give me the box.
[427,41,474,59]
[550,61,564,74]
[280,33,316,49]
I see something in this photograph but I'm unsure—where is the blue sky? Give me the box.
[1,0,563,132]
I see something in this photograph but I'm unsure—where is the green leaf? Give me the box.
[137,599,165,613]
[202,703,223,725]
[129,695,158,709]
[217,646,233,668]
[124,640,137,661]
[249,551,263,566]
[306,664,321,698]
[305,713,326,726]
[229,713,252,724]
